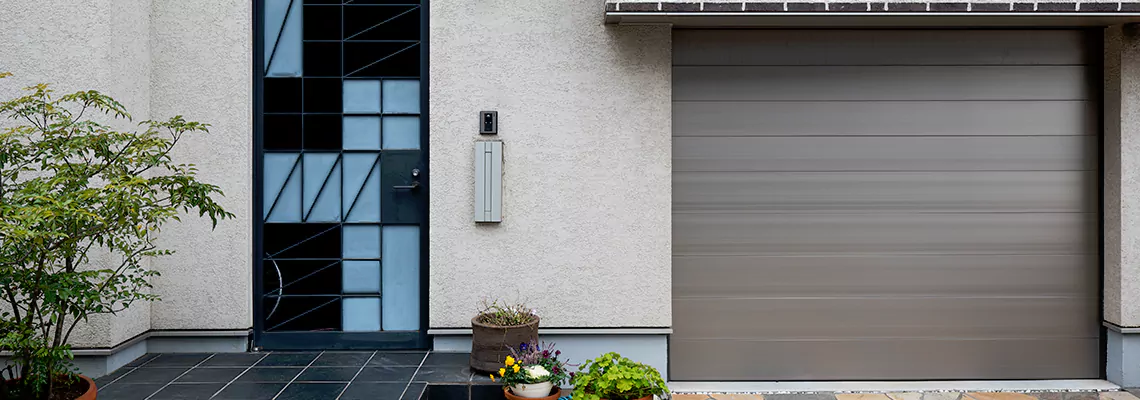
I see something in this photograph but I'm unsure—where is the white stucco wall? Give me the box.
[148,0,253,332]
[428,1,673,328]
[0,0,252,346]
[0,0,155,347]
[1104,24,1140,327]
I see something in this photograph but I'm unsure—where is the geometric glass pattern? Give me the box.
[258,0,424,340]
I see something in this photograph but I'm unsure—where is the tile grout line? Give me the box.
[398,351,431,400]
[334,351,378,400]
[208,352,273,399]
[99,354,163,391]
[271,351,324,400]
[143,354,217,400]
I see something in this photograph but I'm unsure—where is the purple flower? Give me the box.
[543,350,550,357]
[520,343,528,351]
[555,350,561,356]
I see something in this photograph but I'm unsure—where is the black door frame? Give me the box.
[250,0,430,350]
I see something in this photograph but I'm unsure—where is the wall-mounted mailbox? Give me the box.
[474,141,503,223]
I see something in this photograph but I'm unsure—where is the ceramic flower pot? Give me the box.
[469,315,539,373]
[503,384,561,400]
[509,381,554,398]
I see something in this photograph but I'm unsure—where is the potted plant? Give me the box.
[490,340,572,400]
[0,74,233,400]
[470,300,539,373]
[570,352,669,400]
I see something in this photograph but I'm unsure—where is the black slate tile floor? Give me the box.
[95,351,498,399]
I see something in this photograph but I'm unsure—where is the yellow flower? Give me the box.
[499,368,506,377]
[504,356,515,367]
[512,364,520,373]
[489,374,496,382]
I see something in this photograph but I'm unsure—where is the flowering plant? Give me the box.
[491,340,573,386]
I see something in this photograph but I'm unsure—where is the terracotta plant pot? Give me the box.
[77,375,97,400]
[2,374,97,400]
[502,386,561,400]
[469,314,539,373]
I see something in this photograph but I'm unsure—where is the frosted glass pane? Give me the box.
[343,80,381,113]
[302,153,338,219]
[308,163,341,222]
[342,297,381,332]
[265,0,302,77]
[342,261,380,294]
[382,226,419,331]
[381,117,420,150]
[382,80,420,114]
[342,153,380,221]
[343,116,381,150]
[342,225,380,259]
[263,153,299,218]
[266,166,301,222]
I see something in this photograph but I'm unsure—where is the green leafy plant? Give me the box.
[475,299,537,327]
[0,74,234,399]
[570,352,668,400]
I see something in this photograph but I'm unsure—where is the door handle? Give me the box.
[393,181,420,190]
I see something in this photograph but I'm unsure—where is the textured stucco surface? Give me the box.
[429,1,673,327]
[147,0,253,332]
[0,0,252,346]
[0,0,154,347]
[1105,24,1140,327]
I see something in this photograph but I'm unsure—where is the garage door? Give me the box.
[672,30,1100,381]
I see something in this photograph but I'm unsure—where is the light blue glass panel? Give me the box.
[381,117,420,150]
[263,153,299,218]
[342,225,380,259]
[342,297,381,332]
[343,80,381,113]
[266,165,301,222]
[308,163,341,222]
[382,80,420,114]
[342,261,381,294]
[302,153,338,220]
[346,160,381,222]
[265,0,302,77]
[343,116,381,150]
[382,226,419,331]
[342,153,379,221]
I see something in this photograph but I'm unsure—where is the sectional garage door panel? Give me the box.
[671,338,1101,381]
[671,30,1099,381]
[673,101,1097,137]
[674,171,1097,213]
[672,30,1090,66]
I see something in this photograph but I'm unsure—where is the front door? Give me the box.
[253,0,428,350]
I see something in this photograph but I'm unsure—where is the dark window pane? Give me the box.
[264,296,341,332]
[344,42,419,77]
[303,5,341,41]
[263,223,340,259]
[262,259,342,296]
[304,42,342,77]
[304,114,343,150]
[304,78,343,113]
[264,114,303,150]
[264,78,303,113]
[344,6,419,41]
[348,0,421,4]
